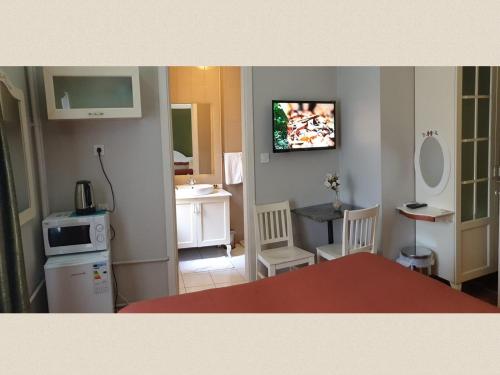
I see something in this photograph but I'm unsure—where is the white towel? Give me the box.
[224,152,243,185]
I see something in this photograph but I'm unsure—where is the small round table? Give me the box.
[397,246,434,276]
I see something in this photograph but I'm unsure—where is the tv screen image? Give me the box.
[273,101,336,152]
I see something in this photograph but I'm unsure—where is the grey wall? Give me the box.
[40,67,169,304]
[0,67,47,312]
[253,67,339,207]
[252,67,340,251]
[337,67,382,209]
[380,67,416,259]
[337,66,416,257]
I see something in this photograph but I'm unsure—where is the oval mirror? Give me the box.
[415,133,450,195]
[420,137,444,188]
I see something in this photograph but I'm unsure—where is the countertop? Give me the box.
[175,188,232,200]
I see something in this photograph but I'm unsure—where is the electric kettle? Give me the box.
[74,180,96,215]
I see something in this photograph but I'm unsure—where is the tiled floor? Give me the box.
[178,244,246,294]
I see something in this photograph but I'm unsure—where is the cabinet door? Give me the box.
[176,202,197,249]
[43,67,142,119]
[458,66,498,281]
[197,199,230,247]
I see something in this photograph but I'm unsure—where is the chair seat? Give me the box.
[316,243,343,261]
[258,246,314,267]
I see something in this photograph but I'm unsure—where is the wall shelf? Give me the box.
[397,205,454,222]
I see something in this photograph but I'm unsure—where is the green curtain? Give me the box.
[0,118,30,313]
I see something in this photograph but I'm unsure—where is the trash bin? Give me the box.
[396,246,434,276]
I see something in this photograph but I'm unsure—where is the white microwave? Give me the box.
[43,211,110,256]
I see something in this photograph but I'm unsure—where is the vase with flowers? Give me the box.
[324,173,342,211]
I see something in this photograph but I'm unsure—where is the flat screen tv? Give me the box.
[272,100,336,152]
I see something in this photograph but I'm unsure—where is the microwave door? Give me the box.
[46,224,94,254]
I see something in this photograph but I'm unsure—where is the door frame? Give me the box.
[158,67,256,296]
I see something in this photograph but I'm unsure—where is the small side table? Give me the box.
[396,246,434,276]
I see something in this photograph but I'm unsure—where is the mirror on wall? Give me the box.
[0,72,35,224]
[171,103,212,176]
[416,133,450,195]
[419,137,444,188]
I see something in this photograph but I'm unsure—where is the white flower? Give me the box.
[324,172,340,191]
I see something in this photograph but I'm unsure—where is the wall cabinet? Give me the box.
[176,191,232,254]
[43,67,142,120]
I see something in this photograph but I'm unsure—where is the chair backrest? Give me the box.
[254,200,294,252]
[342,205,379,256]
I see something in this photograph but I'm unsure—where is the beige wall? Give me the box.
[221,67,244,243]
[169,67,222,185]
[196,103,212,174]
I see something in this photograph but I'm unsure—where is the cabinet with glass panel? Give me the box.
[458,66,498,284]
[43,67,142,119]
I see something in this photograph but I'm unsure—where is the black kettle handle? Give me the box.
[84,183,93,205]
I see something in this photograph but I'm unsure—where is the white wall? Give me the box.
[39,67,169,304]
[0,67,47,312]
[415,67,457,282]
[252,67,340,250]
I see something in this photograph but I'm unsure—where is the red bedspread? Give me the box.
[120,253,498,313]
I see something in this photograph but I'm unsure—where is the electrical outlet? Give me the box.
[93,145,104,156]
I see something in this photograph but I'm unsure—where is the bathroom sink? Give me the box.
[176,184,215,197]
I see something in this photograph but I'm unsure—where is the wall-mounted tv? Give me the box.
[272,100,336,152]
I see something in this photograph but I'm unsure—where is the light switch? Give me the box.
[260,153,270,163]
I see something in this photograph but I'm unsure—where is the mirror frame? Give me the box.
[415,131,450,196]
[0,70,36,225]
[169,67,222,185]
[171,102,220,184]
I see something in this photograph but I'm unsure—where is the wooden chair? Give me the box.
[316,205,380,262]
[254,201,315,278]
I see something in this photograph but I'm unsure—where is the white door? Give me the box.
[197,200,230,247]
[176,202,197,249]
[458,66,498,282]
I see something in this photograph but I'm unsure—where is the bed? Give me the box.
[120,253,498,313]
[173,151,194,175]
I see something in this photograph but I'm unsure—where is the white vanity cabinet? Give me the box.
[175,190,232,254]
[175,201,198,248]
[43,67,142,119]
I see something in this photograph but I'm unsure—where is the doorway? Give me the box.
[159,66,255,295]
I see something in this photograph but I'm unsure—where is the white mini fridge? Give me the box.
[44,250,114,313]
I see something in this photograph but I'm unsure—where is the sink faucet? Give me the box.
[187,175,196,186]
